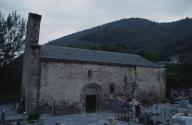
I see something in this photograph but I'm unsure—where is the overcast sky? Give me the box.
[1,0,192,44]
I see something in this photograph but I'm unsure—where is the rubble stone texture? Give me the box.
[22,13,166,113]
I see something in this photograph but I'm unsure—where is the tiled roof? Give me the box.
[40,45,161,67]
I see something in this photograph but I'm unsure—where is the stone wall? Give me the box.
[37,60,165,113]
[25,47,41,112]
[136,66,166,101]
[21,13,41,113]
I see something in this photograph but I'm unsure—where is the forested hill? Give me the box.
[48,17,192,61]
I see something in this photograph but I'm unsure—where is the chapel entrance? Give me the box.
[81,83,102,113]
[86,95,96,112]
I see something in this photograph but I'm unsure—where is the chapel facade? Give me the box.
[22,13,165,113]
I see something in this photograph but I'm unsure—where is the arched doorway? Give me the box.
[81,83,102,113]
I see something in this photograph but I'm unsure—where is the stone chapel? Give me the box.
[22,13,165,113]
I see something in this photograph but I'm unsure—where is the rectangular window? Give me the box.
[109,83,115,94]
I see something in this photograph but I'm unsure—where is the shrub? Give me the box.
[27,112,41,122]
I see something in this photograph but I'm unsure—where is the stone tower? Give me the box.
[21,13,41,113]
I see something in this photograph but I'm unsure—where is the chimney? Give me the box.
[26,13,41,47]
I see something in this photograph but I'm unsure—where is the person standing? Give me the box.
[135,101,141,118]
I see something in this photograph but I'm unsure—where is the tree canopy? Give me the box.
[0,11,26,66]
[166,55,192,89]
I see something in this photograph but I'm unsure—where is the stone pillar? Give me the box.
[21,13,41,113]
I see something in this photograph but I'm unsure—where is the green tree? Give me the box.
[0,11,26,66]
[166,55,192,88]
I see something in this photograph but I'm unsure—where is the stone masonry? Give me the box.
[21,13,41,113]
[22,13,166,113]
[38,61,165,113]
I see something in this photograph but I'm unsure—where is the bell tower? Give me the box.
[21,13,42,113]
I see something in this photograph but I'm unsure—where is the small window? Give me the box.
[109,83,115,94]
[124,76,127,87]
[87,70,92,78]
